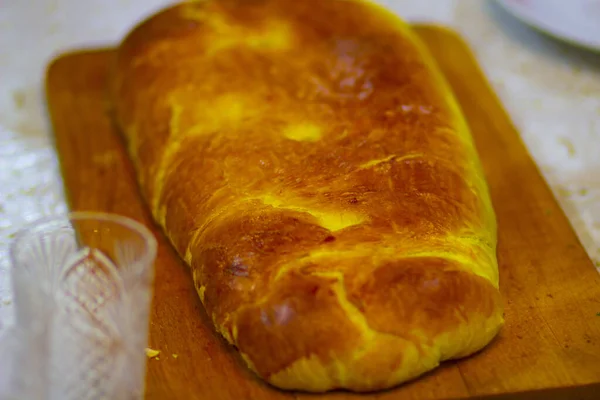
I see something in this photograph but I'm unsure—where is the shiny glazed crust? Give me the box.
[112,0,504,392]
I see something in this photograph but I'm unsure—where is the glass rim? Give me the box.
[9,211,158,272]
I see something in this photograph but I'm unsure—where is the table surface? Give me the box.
[1,0,599,331]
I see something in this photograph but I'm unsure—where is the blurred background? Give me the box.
[1,0,600,329]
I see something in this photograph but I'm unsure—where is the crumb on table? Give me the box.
[12,90,25,109]
[558,137,576,157]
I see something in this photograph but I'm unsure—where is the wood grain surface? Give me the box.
[45,25,600,400]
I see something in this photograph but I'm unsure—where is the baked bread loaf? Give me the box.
[112,0,504,392]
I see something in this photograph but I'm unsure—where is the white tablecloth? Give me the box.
[1,0,599,330]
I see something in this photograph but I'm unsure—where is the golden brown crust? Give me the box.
[112,0,503,392]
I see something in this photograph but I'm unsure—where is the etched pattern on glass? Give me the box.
[50,247,128,400]
[1,213,156,400]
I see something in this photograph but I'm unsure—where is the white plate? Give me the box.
[496,0,600,52]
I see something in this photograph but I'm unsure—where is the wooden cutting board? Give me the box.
[45,25,600,400]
